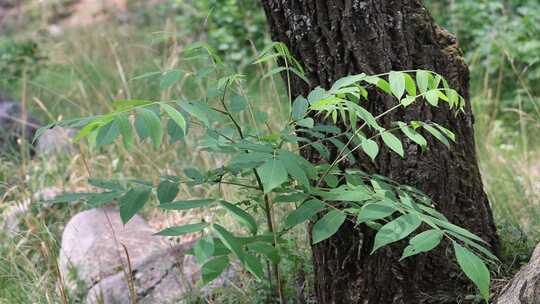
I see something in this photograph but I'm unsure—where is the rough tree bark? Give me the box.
[261,1,500,303]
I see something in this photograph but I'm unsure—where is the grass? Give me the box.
[0,3,539,303]
[1,10,302,303]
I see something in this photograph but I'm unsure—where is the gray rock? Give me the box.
[0,94,40,154]
[36,126,76,154]
[495,243,540,304]
[60,207,236,303]
[59,207,169,291]
[2,187,62,237]
[85,246,235,304]
[1,199,30,236]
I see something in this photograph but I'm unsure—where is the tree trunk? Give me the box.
[261,1,499,303]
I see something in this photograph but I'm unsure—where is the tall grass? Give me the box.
[473,57,540,282]
[1,14,302,303]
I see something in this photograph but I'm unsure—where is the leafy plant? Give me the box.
[128,0,268,67]
[0,38,43,88]
[40,43,497,302]
[426,0,540,117]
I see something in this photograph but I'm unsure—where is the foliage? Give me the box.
[0,0,78,35]
[128,0,268,67]
[0,38,43,88]
[426,0,540,116]
[41,43,497,302]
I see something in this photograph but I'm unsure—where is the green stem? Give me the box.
[219,79,285,304]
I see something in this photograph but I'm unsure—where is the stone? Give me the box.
[0,94,40,155]
[85,247,235,304]
[60,207,236,303]
[36,126,76,155]
[495,243,540,303]
[1,199,30,236]
[2,187,63,237]
[59,207,169,290]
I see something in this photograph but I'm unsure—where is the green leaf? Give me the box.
[88,179,124,191]
[331,74,366,91]
[220,201,258,235]
[381,131,404,157]
[356,201,398,224]
[279,150,311,190]
[136,108,163,148]
[243,253,264,280]
[96,120,120,148]
[157,180,179,204]
[211,238,231,256]
[119,188,152,224]
[167,119,186,143]
[160,69,183,90]
[389,71,405,99]
[284,199,326,230]
[194,235,215,264]
[365,76,391,95]
[430,75,442,90]
[425,90,439,106]
[354,105,381,130]
[328,138,356,164]
[310,142,330,159]
[74,120,102,141]
[135,114,149,140]
[179,101,210,126]
[416,70,431,94]
[400,229,443,260]
[275,192,309,204]
[428,217,489,245]
[447,89,460,108]
[297,118,314,128]
[228,152,272,170]
[312,210,347,244]
[422,124,450,147]
[319,185,372,202]
[361,138,379,161]
[292,96,309,120]
[324,175,339,188]
[201,256,229,284]
[160,103,186,135]
[87,191,122,207]
[401,96,416,107]
[156,223,208,236]
[372,213,421,252]
[160,199,214,210]
[257,158,288,193]
[184,167,205,182]
[248,242,280,264]
[230,95,247,113]
[213,224,244,260]
[117,114,134,150]
[397,122,427,149]
[437,90,449,102]
[403,73,417,96]
[445,231,499,263]
[453,242,491,301]
[46,192,94,204]
[433,123,456,142]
